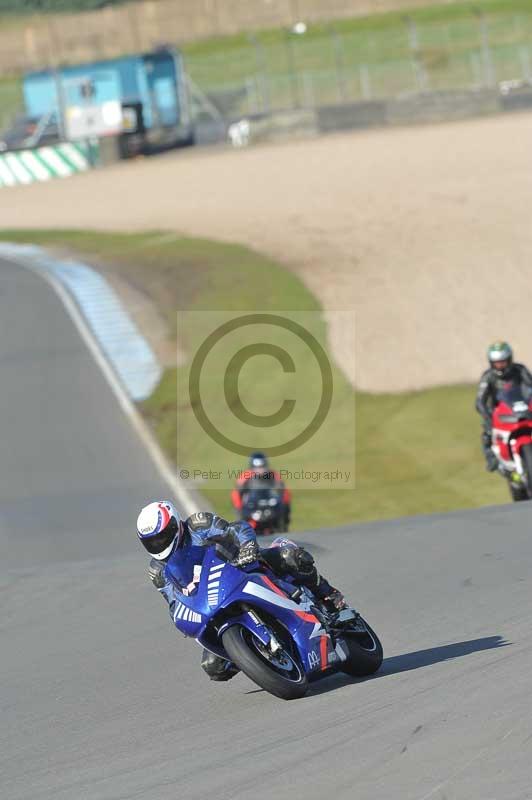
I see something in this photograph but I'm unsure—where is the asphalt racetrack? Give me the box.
[3,257,532,800]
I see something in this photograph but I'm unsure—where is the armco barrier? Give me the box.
[0,141,98,188]
[249,86,528,143]
[316,101,387,133]
[386,89,500,126]
[500,86,532,112]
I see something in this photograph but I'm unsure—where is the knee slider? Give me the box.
[201,651,238,682]
[201,651,228,679]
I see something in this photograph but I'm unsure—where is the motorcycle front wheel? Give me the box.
[508,480,528,502]
[520,443,532,498]
[222,624,308,700]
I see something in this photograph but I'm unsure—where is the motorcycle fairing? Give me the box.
[491,387,532,473]
[167,545,337,676]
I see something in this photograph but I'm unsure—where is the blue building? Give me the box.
[23,48,193,152]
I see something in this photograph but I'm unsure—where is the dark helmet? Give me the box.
[487,341,513,378]
[136,500,183,560]
[249,451,269,470]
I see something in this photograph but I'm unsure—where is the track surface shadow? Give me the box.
[379,635,509,676]
[307,635,509,696]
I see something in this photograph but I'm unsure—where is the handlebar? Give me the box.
[212,532,240,563]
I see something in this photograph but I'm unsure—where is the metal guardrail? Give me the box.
[222,82,532,148]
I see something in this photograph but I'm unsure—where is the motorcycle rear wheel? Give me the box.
[222,624,308,700]
[339,617,383,677]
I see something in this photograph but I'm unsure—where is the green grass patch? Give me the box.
[1,228,508,529]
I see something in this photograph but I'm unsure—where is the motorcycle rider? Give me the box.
[137,501,346,682]
[476,341,532,471]
[231,451,291,527]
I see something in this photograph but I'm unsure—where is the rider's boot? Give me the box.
[201,649,240,682]
[485,449,499,472]
[482,430,498,472]
[261,543,348,612]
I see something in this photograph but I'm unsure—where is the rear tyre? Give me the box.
[520,443,532,498]
[339,618,383,677]
[222,624,308,700]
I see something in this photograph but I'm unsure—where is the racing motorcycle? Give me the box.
[241,485,288,535]
[491,385,532,501]
[166,536,383,700]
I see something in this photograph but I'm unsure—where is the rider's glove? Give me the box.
[323,588,348,611]
[232,540,260,567]
[147,561,166,589]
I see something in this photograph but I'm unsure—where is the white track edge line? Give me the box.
[21,261,200,517]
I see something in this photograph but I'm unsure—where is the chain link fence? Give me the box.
[187,13,532,118]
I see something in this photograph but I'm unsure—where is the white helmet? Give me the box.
[136,501,183,560]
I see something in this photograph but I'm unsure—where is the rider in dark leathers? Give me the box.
[231,452,291,529]
[475,342,532,471]
[137,503,346,682]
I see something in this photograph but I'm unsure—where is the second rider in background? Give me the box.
[475,341,532,471]
[231,451,291,529]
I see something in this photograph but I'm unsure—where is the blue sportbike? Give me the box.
[166,536,383,699]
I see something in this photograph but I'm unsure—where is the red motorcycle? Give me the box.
[491,385,532,501]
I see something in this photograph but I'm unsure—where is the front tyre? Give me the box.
[222,624,308,700]
[339,617,383,677]
[508,479,528,502]
[520,443,532,498]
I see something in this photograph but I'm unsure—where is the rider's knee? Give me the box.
[200,649,237,681]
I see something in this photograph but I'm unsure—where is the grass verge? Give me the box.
[1,228,508,529]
